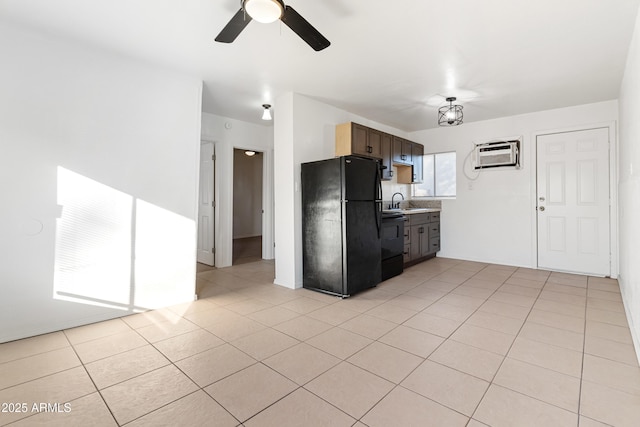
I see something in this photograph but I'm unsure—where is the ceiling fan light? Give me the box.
[438,97,464,126]
[262,104,272,120]
[244,0,284,24]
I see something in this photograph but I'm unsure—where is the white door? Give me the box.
[197,142,215,266]
[536,128,610,276]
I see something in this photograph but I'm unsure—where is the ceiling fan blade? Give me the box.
[280,6,330,51]
[215,8,252,43]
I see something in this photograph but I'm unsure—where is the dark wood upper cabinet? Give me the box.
[367,128,383,158]
[351,123,369,156]
[336,122,423,183]
[392,136,413,165]
[412,142,424,183]
[396,142,424,184]
[380,132,393,180]
[336,122,382,159]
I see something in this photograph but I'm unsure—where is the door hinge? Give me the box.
[211,201,214,207]
[212,154,216,161]
[212,247,216,254]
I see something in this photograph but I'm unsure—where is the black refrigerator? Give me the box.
[301,156,382,297]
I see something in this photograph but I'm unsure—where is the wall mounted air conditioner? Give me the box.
[473,139,521,170]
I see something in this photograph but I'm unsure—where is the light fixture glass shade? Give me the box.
[262,104,272,120]
[245,150,256,156]
[438,97,463,126]
[244,0,284,24]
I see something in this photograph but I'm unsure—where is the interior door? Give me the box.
[536,128,610,276]
[197,142,215,266]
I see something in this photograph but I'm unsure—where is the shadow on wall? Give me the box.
[54,167,195,312]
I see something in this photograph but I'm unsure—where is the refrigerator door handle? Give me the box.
[375,165,382,238]
[376,162,383,201]
[375,201,382,238]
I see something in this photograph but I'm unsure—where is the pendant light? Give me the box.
[244,0,284,24]
[262,104,272,121]
[438,97,463,126]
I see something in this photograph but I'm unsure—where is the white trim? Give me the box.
[530,121,618,277]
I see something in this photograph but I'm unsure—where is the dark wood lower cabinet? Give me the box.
[405,212,440,266]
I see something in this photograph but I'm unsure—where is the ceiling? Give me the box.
[1,0,639,132]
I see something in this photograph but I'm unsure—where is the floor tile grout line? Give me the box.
[358,261,515,423]
[365,262,509,421]
[468,266,551,421]
[62,330,120,427]
[241,260,466,423]
[0,366,104,426]
[576,277,592,427]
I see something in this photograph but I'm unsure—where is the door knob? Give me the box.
[539,206,545,211]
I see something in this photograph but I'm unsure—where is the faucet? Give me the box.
[391,192,404,209]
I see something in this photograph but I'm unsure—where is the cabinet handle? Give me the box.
[390,170,394,177]
[367,145,373,153]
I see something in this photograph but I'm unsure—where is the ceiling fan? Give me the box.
[215,0,331,51]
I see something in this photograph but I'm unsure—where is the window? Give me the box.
[413,151,456,197]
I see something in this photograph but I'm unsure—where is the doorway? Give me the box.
[536,127,611,276]
[197,141,215,266]
[233,148,263,265]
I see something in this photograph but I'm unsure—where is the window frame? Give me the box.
[412,150,457,199]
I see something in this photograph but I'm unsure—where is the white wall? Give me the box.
[409,101,618,268]
[201,113,274,267]
[0,23,202,343]
[233,149,263,239]
[273,93,408,288]
[618,7,640,361]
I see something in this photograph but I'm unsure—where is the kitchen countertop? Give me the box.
[383,208,441,215]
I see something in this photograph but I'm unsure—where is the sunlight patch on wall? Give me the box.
[53,167,196,313]
[54,167,134,310]
[134,199,196,308]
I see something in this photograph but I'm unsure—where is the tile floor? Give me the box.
[1,257,639,426]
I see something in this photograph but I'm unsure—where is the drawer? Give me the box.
[429,212,440,222]
[428,223,440,237]
[409,213,430,225]
[403,244,411,263]
[429,236,440,253]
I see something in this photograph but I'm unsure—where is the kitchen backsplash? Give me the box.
[401,199,442,209]
[381,166,410,206]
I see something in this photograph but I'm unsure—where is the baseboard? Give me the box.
[619,275,640,366]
